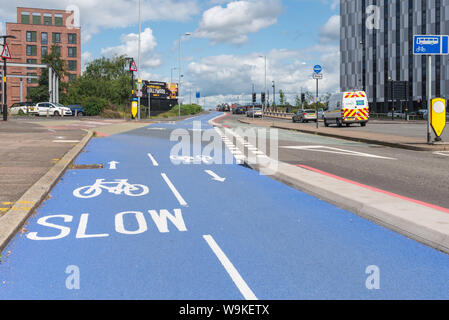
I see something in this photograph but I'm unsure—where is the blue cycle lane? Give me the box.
[1,111,449,299]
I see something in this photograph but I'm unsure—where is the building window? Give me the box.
[21,12,30,24]
[27,73,37,84]
[26,45,37,56]
[52,33,61,43]
[68,47,77,58]
[26,58,37,70]
[41,46,48,56]
[43,13,52,26]
[55,14,63,26]
[41,32,48,45]
[26,31,36,42]
[32,13,41,25]
[52,46,61,56]
[68,60,77,71]
[68,33,77,44]
[68,74,76,82]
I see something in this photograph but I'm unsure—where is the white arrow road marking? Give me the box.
[108,161,119,170]
[147,153,159,166]
[205,170,226,182]
[161,173,188,206]
[433,151,449,157]
[281,145,397,160]
[203,235,258,301]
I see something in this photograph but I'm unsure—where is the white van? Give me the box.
[324,91,369,127]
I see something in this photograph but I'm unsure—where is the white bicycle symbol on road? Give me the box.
[73,179,149,199]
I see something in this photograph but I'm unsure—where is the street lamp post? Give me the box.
[272,80,275,110]
[1,35,17,121]
[259,54,267,118]
[178,32,191,117]
[171,67,177,84]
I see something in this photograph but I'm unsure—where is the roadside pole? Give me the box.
[413,35,449,144]
[427,55,432,144]
[316,78,319,129]
[1,36,15,121]
[313,65,323,129]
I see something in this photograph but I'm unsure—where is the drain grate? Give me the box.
[69,164,104,169]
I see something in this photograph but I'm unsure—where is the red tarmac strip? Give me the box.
[297,164,449,214]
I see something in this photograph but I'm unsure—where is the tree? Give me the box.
[279,89,285,106]
[27,45,69,102]
[295,94,301,107]
[63,55,133,115]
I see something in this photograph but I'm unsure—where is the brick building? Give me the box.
[2,7,81,106]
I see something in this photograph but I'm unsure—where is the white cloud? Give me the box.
[81,51,93,72]
[319,15,340,43]
[0,0,200,43]
[185,46,340,107]
[195,0,283,44]
[101,27,161,68]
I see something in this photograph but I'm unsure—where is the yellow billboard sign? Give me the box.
[431,98,446,138]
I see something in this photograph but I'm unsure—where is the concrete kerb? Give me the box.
[0,130,94,254]
[214,115,449,255]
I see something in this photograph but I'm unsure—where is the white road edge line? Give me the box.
[161,173,188,206]
[147,153,159,166]
[52,140,80,143]
[203,234,258,301]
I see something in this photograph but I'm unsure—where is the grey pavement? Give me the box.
[0,119,86,216]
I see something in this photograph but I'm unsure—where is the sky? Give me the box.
[0,0,341,108]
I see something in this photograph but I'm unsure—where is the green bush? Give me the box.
[82,96,108,116]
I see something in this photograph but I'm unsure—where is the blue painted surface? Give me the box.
[0,112,449,299]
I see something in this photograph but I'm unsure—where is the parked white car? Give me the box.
[9,102,36,115]
[35,102,72,116]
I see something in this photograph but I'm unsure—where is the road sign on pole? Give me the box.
[1,43,12,59]
[313,65,322,74]
[413,35,449,55]
[431,98,446,141]
[313,73,323,80]
[413,35,448,143]
[129,59,138,72]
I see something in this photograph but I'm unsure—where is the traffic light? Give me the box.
[261,92,266,104]
[301,93,305,103]
[252,93,256,103]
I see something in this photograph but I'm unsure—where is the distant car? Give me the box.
[67,104,85,116]
[35,102,72,116]
[9,102,36,115]
[292,109,318,123]
[234,106,246,114]
[317,108,324,119]
[247,107,262,118]
[417,109,428,118]
[387,111,405,118]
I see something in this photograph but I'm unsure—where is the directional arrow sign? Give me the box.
[108,161,119,170]
[205,170,226,182]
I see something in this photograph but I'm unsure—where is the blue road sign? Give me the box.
[413,35,449,55]
[196,92,200,99]
[313,65,322,74]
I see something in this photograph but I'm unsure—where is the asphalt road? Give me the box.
[1,112,449,299]
[261,114,449,140]
[221,114,449,209]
